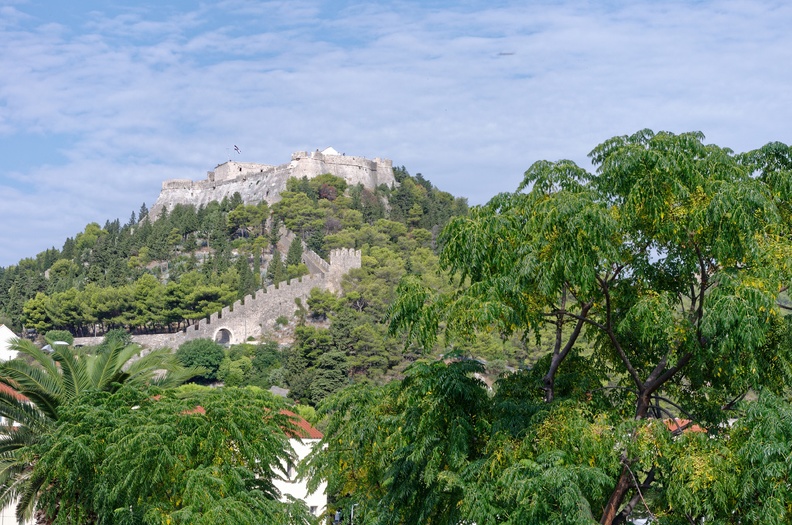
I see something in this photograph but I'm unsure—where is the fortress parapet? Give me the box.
[150,147,395,219]
[211,161,276,182]
[327,248,362,293]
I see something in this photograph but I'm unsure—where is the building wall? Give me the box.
[0,325,18,362]
[212,161,276,182]
[0,326,30,525]
[149,149,395,219]
[273,439,328,519]
[0,502,32,525]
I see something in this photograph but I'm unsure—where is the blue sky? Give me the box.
[2,0,792,267]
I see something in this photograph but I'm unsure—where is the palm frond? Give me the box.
[52,345,90,401]
[0,360,62,421]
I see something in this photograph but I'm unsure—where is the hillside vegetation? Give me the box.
[2,168,529,404]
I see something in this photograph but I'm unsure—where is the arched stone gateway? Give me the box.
[214,328,232,345]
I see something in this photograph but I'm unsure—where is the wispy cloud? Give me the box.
[1,0,792,265]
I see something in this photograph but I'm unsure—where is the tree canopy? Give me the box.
[367,130,792,523]
[0,338,199,521]
[30,385,314,525]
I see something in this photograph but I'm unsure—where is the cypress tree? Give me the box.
[266,251,286,285]
[236,255,256,299]
[286,237,303,267]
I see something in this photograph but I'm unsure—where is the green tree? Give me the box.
[285,237,309,280]
[389,130,792,524]
[30,386,314,524]
[267,251,287,285]
[43,329,73,346]
[217,355,253,387]
[286,237,304,267]
[175,339,226,382]
[309,351,347,405]
[272,191,324,237]
[305,358,490,525]
[306,288,338,321]
[236,254,256,299]
[132,273,166,332]
[0,338,197,521]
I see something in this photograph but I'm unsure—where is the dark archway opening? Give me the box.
[215,328,232,345]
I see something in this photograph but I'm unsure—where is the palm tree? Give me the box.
[0,337,199,522]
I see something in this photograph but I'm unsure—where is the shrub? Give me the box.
[176,339,225,381]
[44,330,74,346]
[96,329,132,353]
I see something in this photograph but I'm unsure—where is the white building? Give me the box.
[0,325,18,362]
[274,410,327,519]
[0,325,32,525]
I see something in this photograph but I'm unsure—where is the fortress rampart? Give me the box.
[149,147,395,219]
[73,244,362,349]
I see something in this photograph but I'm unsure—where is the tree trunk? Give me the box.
[600,465,633,525]
[543,352,563,402]
[600,392,653,524]
[613,468,655,525]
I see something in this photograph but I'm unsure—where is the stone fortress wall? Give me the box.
[183,242,362,345]
[73,242,362,350]
[150,147,395,219]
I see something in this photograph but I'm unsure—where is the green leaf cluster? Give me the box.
[32,386,314,525]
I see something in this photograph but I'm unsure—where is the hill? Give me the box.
[0,153,530,405]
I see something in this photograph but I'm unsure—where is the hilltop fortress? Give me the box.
[150,147,396,218]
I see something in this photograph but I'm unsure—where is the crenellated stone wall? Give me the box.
[182,273,326,344]
[73,244,362,350]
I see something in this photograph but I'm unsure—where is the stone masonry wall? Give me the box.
[182,273,326,344]
[74,246,362,350]
[149,149,395,219]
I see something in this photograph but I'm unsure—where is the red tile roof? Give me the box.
[181,405,206,416]
[280,409,323,439]
[663,418,706,434]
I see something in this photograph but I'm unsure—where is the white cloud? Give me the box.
[1,0,792,266]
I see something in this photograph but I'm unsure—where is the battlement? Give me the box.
[200,273,326,331]
[327,248,362,293]
[211,161,276,182]
[329,247,362,270]
[150,147,396,219]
